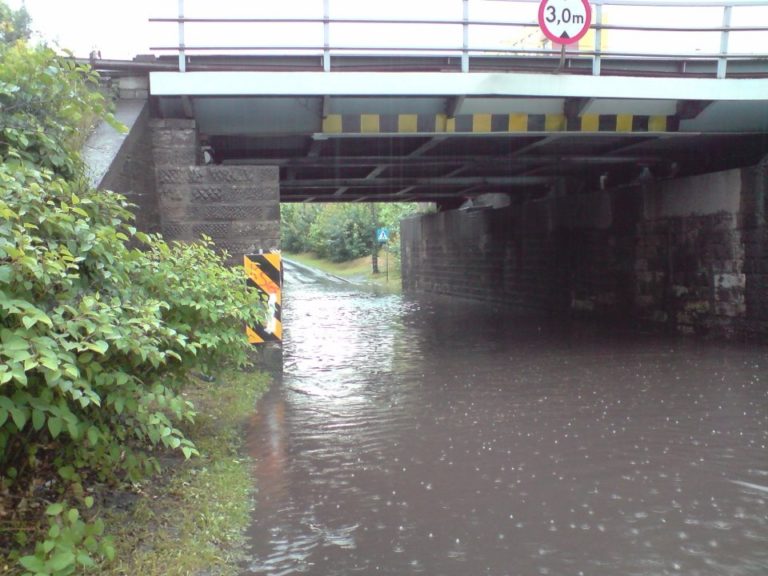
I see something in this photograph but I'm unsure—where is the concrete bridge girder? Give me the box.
[147,68,768,204]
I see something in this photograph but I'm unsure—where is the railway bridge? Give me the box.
[88,0,768,336]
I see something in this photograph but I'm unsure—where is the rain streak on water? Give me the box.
[242,261,768,576]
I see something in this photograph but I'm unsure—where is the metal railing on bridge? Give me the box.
[150,0,768,78]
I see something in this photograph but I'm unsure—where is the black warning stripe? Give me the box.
[250,255,281,288]
[246,279,283,315]
[248,322,281,343]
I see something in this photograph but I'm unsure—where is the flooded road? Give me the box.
[243,262,768,576]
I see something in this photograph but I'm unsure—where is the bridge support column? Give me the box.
[151,119,280,262]
[742,154,768,333]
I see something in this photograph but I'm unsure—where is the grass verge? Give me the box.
[287,251,402,291]
[100,368,271,576]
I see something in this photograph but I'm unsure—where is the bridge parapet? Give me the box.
[149,0,768,79]
[103,0,768,204]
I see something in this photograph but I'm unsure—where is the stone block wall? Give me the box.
[402,158,768,337]
[151,119,280,261]
[401,204,562,315]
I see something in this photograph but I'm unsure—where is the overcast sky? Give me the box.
[8,0,768,60]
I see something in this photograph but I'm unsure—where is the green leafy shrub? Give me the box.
[0,31,265,574]
[281,201,430,266]
[307,203,375,262]
[0,44,111,179]
[280,203,320,253]
[19,502,115,575]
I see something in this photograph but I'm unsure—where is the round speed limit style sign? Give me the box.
[538,0,592,45]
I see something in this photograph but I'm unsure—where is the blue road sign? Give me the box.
[377,228,389,242]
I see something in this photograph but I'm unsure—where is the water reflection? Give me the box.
[242,261,768,576]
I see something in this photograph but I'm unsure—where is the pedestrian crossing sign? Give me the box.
[377,228,389,242]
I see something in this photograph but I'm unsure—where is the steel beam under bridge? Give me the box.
[149,69,768,203]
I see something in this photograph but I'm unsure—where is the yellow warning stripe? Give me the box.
[244,255,281,305]
[648,115,668,132]
[322,113,671,134]
[473,113,491,133]
[581,114,599,132]
[323,114,342,133]
[398,114,418,132]
[263,252,282,272]
[247,319,283,344]
[247,325,265,344]
[251,267,281,305]
[244,252,282,279]
[360,114,380,133]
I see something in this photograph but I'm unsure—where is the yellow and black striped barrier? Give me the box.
[322,113,670,134]
[244,251,282,345]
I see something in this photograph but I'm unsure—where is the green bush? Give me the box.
[280,203,320,253]
[0,34,265,574]
[308,204,375,262]
[281,201,430,265]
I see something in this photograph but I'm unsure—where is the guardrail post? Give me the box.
[177,0,186,72]
[461,0,469,72]
[323,0,331,72]
[717,4,732,79]
[592,3,602,76]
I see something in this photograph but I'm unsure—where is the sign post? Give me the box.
[538,0,592,45]
[376,228,390,283]
[376,228,389,243]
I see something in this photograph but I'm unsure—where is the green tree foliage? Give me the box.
[281,202,429,263]
[0,42,111,181]
[308,203,375,262]
[280,203,320,253]
[0,1,31,45]
[0,31,265,574]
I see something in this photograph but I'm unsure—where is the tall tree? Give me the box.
[0,0,31,44]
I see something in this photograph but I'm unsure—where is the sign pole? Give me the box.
[557,43,566,72]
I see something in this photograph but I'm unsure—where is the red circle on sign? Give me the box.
[538,0,592,45]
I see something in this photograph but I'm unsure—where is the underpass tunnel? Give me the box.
[143,77,768,337]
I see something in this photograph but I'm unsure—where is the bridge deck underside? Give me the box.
[209,131,768,203]
[149,59,768,203]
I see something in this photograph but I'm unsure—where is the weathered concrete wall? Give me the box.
[151,119,280,260]
[633,171,746,335]
[738,157,768,336]
[85,100,161,234]
[401,202,563,314]
[402,159,768,337]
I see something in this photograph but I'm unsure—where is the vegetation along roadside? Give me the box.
[281,202,433,291]
[0,4,270,574]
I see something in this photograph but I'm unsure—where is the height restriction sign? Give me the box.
[538,0,591,45]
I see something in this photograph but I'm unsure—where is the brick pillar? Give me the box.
[150,119,280,261]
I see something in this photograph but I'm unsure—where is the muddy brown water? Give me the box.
[242,262,768,576]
